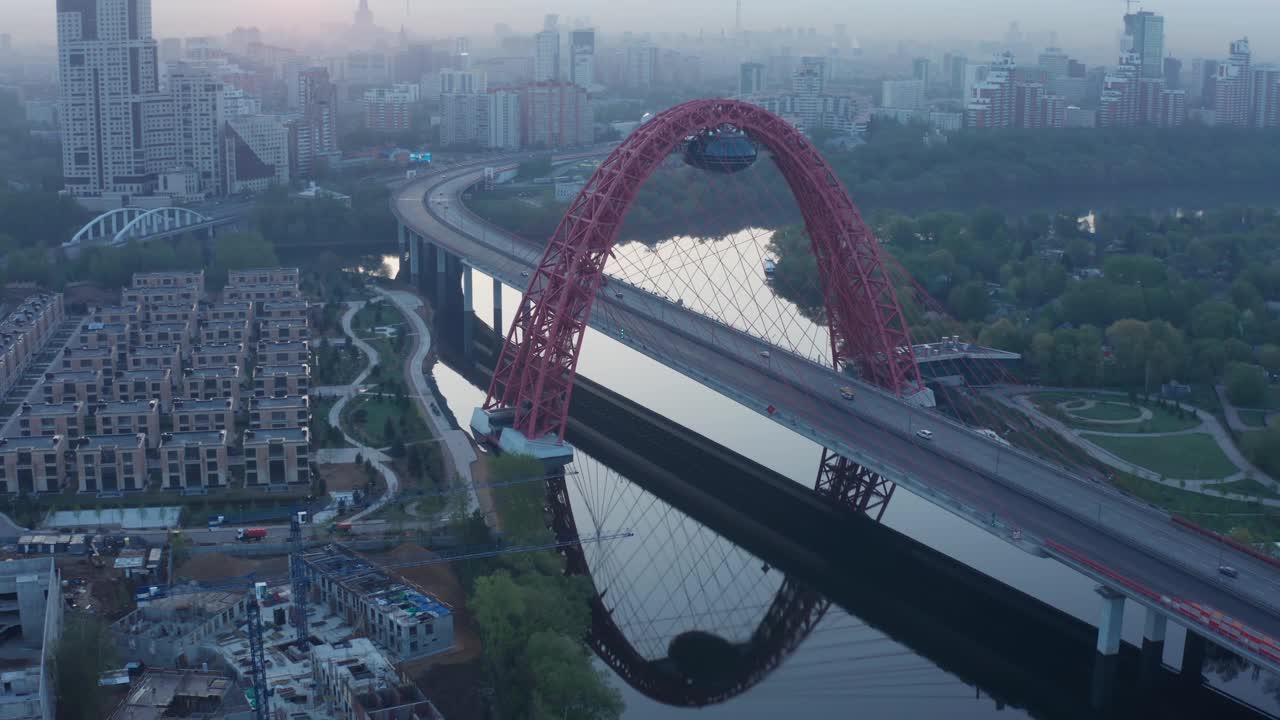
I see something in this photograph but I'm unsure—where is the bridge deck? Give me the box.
[393,157,1280,669]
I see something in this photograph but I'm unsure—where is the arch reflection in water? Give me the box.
[550,451,979,709]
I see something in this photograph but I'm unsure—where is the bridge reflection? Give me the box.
[430,299,1270,719]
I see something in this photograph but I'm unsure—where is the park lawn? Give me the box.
[1070,401,1143,421]
[1202,478,1280,500]
[1110,473,1280,541]
[1075,404,1201,434]
[313,343,368,386]
[352,300,403,332]
[342,393,432,448]
[1082,432,1238,479]
[1238,409,1270,428]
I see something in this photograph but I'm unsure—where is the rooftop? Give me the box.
[257,365,308,377]
[261,318,308,327]
[193,342,245,352]
[160,430,227,447]
[96,399,159,414]
[252,395,308,409]
[75,434,147,450]
[132,344,181,357]
[912,337,1023,362]
[186,366,240,379]
[231,266,299,275]
[261,300,308,310]
[143,321,190,331]
[133,270,203,280]
[227,283,299,291]
[171,398,235,412]
[303,544,451,628]
[258,340,308,351]
[92,304,142,316]
[244,427,308,444]
[204,301,253,310]
[64,345,112,358]
[78,321,128,334]
[202,319,249,329]
[116,368,171,380]
[44,369,100,382]
[0,435,63,451]
[148,302,198,312]
[107,670,235,720]
[18,401,82,417]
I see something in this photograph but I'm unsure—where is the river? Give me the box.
[374,250,1280,717]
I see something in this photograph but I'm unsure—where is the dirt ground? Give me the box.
[317,462,369,493]
[55,555,139,620]
[175,553,289,582]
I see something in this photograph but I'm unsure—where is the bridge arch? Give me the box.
[65,207,148,247]
[111,206,212,245]
[484,99,924,443]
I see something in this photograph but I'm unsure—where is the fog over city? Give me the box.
[4,0,1279,60]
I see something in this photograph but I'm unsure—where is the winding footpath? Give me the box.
[373,287,480,516]
[319,300,396,522]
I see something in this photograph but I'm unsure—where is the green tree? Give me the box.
[525,631,625,720]
[1258,344,1280,374]
[53,615,116,720]
[946,281,992,322]
[208,231,278,287]
[1225,362,1267,407]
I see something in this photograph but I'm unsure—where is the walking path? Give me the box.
[1216,384,1278,432]
[322,300,397,522]
[374,287,481,517]
[992,386,1280,506]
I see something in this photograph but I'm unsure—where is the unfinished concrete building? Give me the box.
[302,545,454,661]
[0,558,62,720]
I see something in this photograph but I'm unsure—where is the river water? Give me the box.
[375,248,1280,717]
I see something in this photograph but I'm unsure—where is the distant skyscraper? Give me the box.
[1123,11,1165,79]
[519,81,592,148]
[1250,64,1280,128]
[1163,57,1183,89]
[569,29,595,88]
[1212,38,1252,127]
[912,58,931,87]
[625,43,658,89]
[943,53,968,95]
[1038,48,1070,78]
[439,70,487,147]
[486,90,521,150]
[535,30,560,82]
[168,68,225,196]
[296,67,339,174]
[881,80,925,110]
[57,0,173,198]
[739,62,765,96]
[354,0,374,29]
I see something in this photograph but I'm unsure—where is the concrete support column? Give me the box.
[1181,631,1207,685]
[1139,606,1168,690]
[409,232,420,278]
[462,265,474,358]
[435,244,448,309]
[492,277,503,331]
[1095,586,1125,656]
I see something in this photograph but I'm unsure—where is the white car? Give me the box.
[521,270,530,278]
[759,350,771,359]
[915,429,934,441]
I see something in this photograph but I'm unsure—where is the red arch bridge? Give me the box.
[392,99,1280,680]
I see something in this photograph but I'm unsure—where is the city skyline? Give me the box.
[6,0,1280,59]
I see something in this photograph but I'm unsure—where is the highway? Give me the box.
[392,154,1280,667]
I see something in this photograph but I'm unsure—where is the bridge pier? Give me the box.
[1138,607,1168,691]
[492,277,503,332]
[462,265,474,360]
[435,243,448,310]
[1094,586,1125,656]
[1180,631,1207,686]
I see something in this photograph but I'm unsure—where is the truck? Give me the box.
[207,515,227,528]
[237,528,269,542]
[134,586,166,605]
[332,521,354,534]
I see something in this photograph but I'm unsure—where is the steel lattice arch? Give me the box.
[478,99,932,705]
[483,98,925,444]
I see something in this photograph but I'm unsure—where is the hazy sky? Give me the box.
[4,0,1278,59]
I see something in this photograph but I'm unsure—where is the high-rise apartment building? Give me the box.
[625,43,658,89]
[519,81,592,148]
[912,58,931,87]
[881,80,925,110]
[486,90,521,150]
[297,67,338,155]
[739,62,765,96]
[569,29,595,88]
[1163,57,1183,89]
[363,84,418,131]
[965,52,1064,129]
[1038,48,1070,79]
[1123,11,1165,79]
[224,115,290,193]
[943,53,968,95]
[1098,53,1141,127]
[535,30,560,82]
[57,0,175,198]
[168,68,224,197]
[439,70,488,147]
[1212,38,1252,127]
[1249,65,1280,128]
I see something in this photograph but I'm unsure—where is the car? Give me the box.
[759,350,771,359]
[615,291,624,300]
[1218,565,1239,578]
[521,270,530,277]
[915,429,934,441]
[839,386,856,400]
